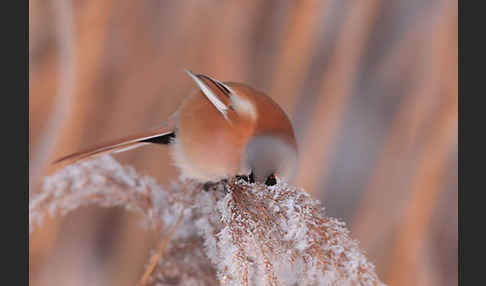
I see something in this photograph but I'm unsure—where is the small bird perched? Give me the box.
[53,70,298,186]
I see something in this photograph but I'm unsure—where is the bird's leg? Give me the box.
[265,173,277,186]
[220,179,229,194]
[235,175,248,182]
[235,171,255,184]
[203,179,229,194]
[202,181,217,191]
[249,171,255,183]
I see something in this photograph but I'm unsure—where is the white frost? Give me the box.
[30,155,385,286]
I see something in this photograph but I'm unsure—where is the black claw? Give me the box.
[249,171,255,184]
[203,182,213,192]
[203,179,229,193]
[265,174,277,186]
[222,183,229,194]
[236,175,249,182]
[236,171,255,184]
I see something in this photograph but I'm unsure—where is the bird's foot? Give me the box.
[203,179,229,194]
[235,171,255,184]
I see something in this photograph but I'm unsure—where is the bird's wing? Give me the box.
[52,121,176,166]
[185,70,232,121]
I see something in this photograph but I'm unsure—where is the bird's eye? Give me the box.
[265,174,277,186]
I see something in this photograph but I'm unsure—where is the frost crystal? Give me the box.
[30,155,385,286]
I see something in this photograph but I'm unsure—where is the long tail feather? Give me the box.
[52,124,176,165]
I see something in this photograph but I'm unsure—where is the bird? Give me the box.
[53,70,298,186]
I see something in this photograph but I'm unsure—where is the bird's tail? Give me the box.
[52,123,176,166]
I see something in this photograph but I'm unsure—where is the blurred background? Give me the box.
[29,0,458,285]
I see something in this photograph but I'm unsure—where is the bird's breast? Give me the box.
[169,92,251,182]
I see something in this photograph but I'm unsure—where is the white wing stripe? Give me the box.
[185,70,229,118]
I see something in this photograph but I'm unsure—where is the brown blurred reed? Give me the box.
[29,0,458,285]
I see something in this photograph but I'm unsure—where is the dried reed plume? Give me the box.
[30,155,385,286]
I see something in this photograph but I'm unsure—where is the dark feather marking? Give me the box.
[198,74,230,97]
[141,132,176,145]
